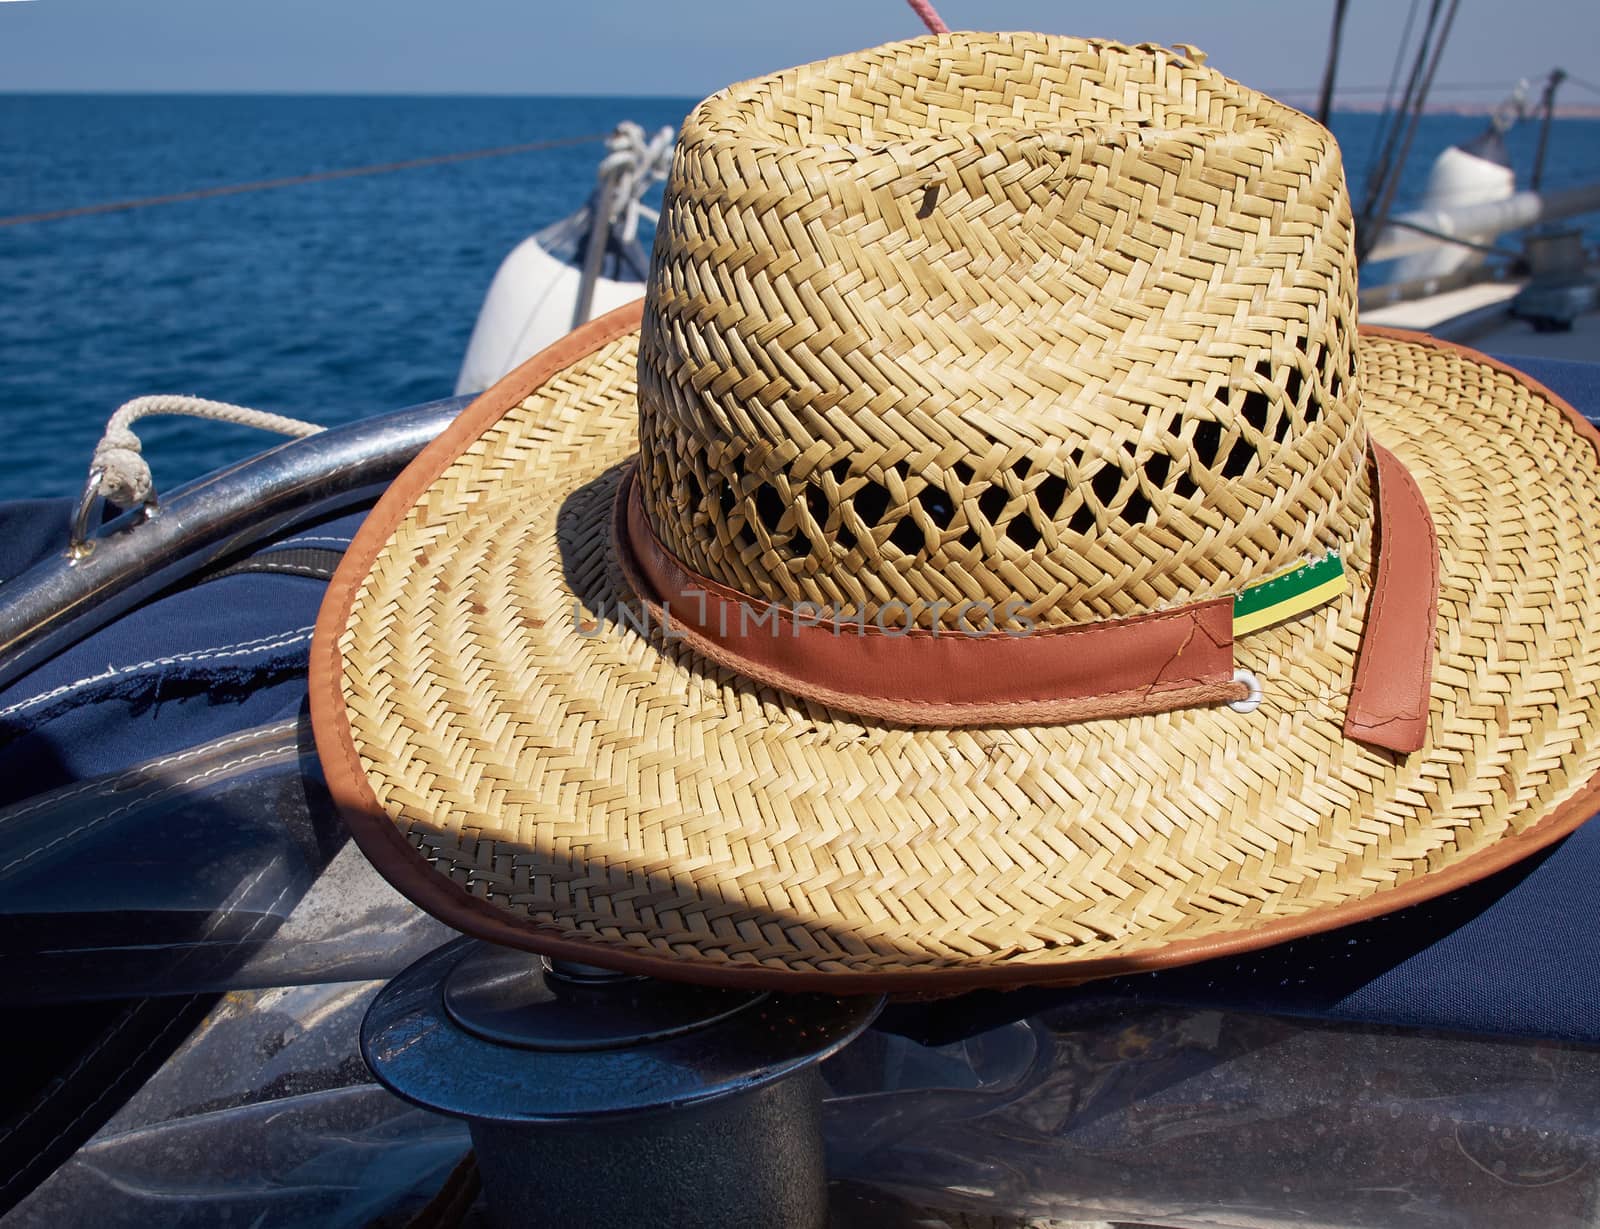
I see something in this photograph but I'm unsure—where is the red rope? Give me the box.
[906,0,949,34]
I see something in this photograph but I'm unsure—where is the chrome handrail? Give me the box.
[0,395,470,692]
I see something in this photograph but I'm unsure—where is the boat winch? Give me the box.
[361,937,881,1228]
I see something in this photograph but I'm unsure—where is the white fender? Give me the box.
[1391,139,1516,285]
[455,237,645,396]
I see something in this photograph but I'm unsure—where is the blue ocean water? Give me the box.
[0,94,1596,503]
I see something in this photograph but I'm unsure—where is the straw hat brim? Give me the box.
[310,300,1600,992]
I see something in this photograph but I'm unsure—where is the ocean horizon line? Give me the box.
[3,88,1597,118]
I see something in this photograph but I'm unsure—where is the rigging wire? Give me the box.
[1379,217,1520,257]
[0,132,607,229]
[1359,0,1443,229]
[1314,0,1351,126]
[1357,0,1464,264]
[1359,0,1424,192]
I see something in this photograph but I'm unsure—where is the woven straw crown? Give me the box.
[637,33,1369,629]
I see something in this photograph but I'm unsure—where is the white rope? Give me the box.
[599,121,675,245]
[91,394,324,509]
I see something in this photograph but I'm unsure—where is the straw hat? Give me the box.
[310,33,1600,991]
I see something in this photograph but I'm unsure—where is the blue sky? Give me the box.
[0,0,1594,106]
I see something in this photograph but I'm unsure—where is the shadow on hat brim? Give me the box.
[309,299,1600,993]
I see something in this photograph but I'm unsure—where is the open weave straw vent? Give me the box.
[638,32,1368,629]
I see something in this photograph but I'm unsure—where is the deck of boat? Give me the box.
[1365,278,1600,357]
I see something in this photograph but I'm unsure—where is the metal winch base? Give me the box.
[470,1068,824,1227]
[362,938,881,1228]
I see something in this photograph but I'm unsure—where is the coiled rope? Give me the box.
[91,396,324,509]
[596,121,676,244]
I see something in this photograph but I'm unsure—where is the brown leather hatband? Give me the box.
[614,440,1440,745]
[614,463,1239,725]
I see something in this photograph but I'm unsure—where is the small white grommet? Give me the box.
[1228,668,1264,714]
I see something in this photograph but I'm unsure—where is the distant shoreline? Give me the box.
[0,90,1595,118]
[1287,100,1600,118]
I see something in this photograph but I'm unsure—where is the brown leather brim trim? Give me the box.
[309,308,1600,994]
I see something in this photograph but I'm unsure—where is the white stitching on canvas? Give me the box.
[8,996,200,1162]
[0,745,295,877]
[0,869,296,1160]
[0,720,300,829]
[0,996,171,1151]
[229,561,334,579]
[0,628,315,720]
[268,535,353,550]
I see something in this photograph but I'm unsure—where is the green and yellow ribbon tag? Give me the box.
[1233,553,1347,635]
